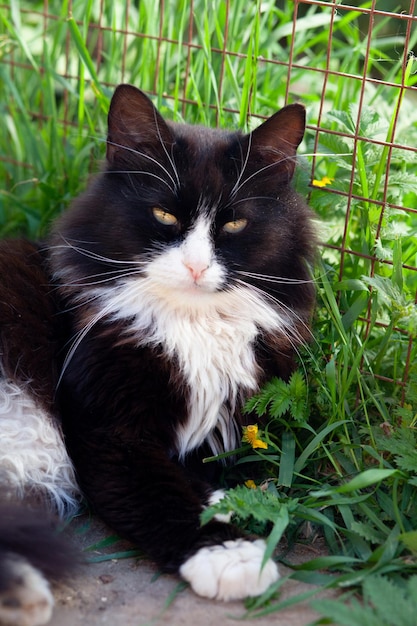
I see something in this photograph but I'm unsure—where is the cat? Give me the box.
[0,84,315,625]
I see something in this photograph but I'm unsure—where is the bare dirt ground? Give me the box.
[48,516,336,626]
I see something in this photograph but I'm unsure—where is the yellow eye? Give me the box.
[152,208,178,226]
[222,218,248,234]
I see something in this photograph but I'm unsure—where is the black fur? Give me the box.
[0,502,78,592]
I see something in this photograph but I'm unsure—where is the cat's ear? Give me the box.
[106,84,173,163]
[248,103,306,180]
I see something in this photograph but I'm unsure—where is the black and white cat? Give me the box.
[0,84,315,625]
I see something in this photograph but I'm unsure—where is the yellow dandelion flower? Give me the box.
[242,424,268,449]
[245,479,257,489]
[312,175,334,188]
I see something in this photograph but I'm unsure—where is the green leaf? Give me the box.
[262,505,289,568]
[363,575,417,626]
[342,292,369,330]
[350,521,385,545]
[200,485,287,528]
[288,371,308,421]
[312,597,381,626]
[67,15,109,110]
[399,531,417,555]
[244,372,308,423]
[293,420,350,474]
[270,387,292,418]
[278,431,295,487]
[87,549,144,563]
[335,469,400,494]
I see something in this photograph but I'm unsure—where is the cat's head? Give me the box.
[51,84,315,328]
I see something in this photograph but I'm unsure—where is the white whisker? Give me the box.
[152,107,181,189]
[57,301,115,389]
[231,285,309,371]
[106,140,178,193]
[229,133,252,199]
[231,155,296,197]
[57,268,143,289]
[236,270,314,285]
[233,278,314,345]
[51,240,146,267]
[228,195,277,206]
[108,169,175,192]
[59,290,104,313]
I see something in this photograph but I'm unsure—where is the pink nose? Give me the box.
[184,262,208,282]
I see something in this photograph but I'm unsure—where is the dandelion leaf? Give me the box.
[350,521,385,545]
[363,575,417,626]
[314,576,417,626]
[200,485,286,528]
[311,596,380,626]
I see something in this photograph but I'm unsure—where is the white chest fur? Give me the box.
[154,297,261,457]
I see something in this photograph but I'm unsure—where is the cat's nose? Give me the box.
[183,261,209,282]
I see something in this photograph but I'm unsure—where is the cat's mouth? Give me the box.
[179,277,221,295]
[148,275,224,304]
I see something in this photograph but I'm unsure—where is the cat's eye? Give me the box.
[222,218,248,234]
[152,208,178,226]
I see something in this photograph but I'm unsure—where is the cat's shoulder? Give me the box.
[0,238,48,288]
[0,238,63,402]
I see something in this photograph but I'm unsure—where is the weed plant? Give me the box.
[1,0,417,622]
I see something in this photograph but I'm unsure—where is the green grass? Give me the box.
[1,0,417,621]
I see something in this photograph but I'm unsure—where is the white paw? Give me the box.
[179,538,279,601]
[0,557,54,626]
[206,489,233,524]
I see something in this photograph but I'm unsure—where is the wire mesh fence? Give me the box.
[0,0,416,406]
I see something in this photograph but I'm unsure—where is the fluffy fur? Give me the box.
[0,377,79,515]
[0,84,316,624]
[0,502,78,626]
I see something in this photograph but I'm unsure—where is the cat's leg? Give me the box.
[69,438,279,601]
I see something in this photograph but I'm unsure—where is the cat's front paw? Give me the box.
[179,538,279,601]
[0,556,54,626]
